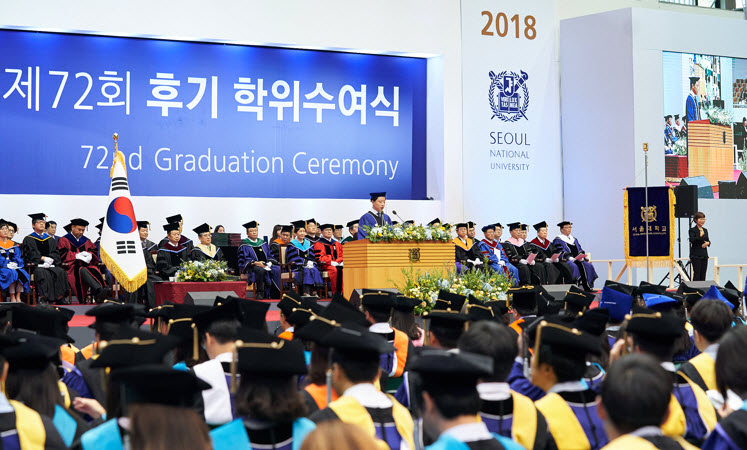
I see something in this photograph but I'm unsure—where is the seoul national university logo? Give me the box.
[641,206,657,223]
[489,70,529,122]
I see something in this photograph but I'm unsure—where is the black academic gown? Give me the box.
[156,243,190,278]
[21,233,70,301]
[122,247,161,307]
[501,240,545,285]
[527,240,567,284]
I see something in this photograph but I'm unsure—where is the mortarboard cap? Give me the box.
[234,298,271,331]
[277,292,303,317]
[112,364,210,407]
[557,221,572,228]
[6,221,18,232]
[369,192,386,201]
[508,286,538,313]
[165,214,183,223]
[361,291,395,313]
[665,115,673,120]
[455,223,468,230]
[11,305,74,343]
[93,223,101,232]
[435,290,467,312]
[137,221,150,230]
[392,221,399,225]
[3,333,63,372]
[427,218,441,226]
[563,286,595,311]
[242,221,259,230]
[481,224,496,233]
[86,303,137,327]
[193,299,242,332]
[599,286,633,322]
[280,225,293,234]
[28,213,46,224]
[689,76,700,86]
[411,348,493,386]
[321,325,396,358]
[305,219,317,227]
[334,225,344,230]
[346,220,359,228]
[494,223,503,228]
[91,328,180,369]
[533,319,601,357]
[485,300,509,317]
[533,221,548,231]
[626,310,685,342]
[574,308,609,337]
[192,223,211,235]
[69,218,89,228]
[287,308,313,328]
[465,303,495,322]
[700,285,734,310]
[163,222,180,233]
[294,315,340,343]
[604,280,636,296]
[634,281,667,297]
[643,293,678,311]
[467,221,476,229]
[520,224,528,231]
[423,310,468,331]
[674,114,680,119]
[322,295,369,328]
[235,337,307,376]
[301,296,324,315]
[393,296,424,313]
[290,220,306,232]
[507,222,521,231]
[319,224,334,231]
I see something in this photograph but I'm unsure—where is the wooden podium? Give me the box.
[342,239,454,299]
[688,120,734,187]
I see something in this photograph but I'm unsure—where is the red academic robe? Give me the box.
[313,238,343,293]
[57,234,106,301]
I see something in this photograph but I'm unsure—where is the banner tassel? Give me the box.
[100,247,147,293]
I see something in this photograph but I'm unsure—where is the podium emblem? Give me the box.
[409,248,421,263]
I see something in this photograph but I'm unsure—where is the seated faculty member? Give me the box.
[238,221,280,300]
[190,223,225,262]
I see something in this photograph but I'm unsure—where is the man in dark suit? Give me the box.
[45,221,60,243]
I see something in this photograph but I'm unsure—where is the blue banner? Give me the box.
[624,186,675,265]
[0,29,427,199]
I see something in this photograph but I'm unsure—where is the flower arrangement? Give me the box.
[176,259,229,282]
[393,264,512,314]
[673,138,687,156]
[703,106,733,126]
[363,223,452,243]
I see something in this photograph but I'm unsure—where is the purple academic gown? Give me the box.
[0,244,30,290]
[357,211,392,239]
[285,239,323,286]
[552,236,598,288]
[702,407,747,450]
[237,241,280,296]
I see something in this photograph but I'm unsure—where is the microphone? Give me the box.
[392,210,405,223]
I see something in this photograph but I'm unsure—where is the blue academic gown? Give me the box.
[702,406,747,450]
[506,358,546,401]
[357,211,392,240]
[0,243,30,290]
[477,239,519,286]
[237,240,280,296]
[285,239,323,286]
[686,93,700,122]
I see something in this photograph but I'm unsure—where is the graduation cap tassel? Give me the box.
[191,324,198,362]
[326,349,334,405]
[230,342,240,395]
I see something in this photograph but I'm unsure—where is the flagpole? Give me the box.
[644,144,650,281]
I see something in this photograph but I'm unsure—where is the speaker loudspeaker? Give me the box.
[184,291,238,306]
[719,180,737,199]
[675,281,719,296]
[736,171,747,199]
[540,284,572,301]
[674,185,698,218]
[679,176,713,200]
